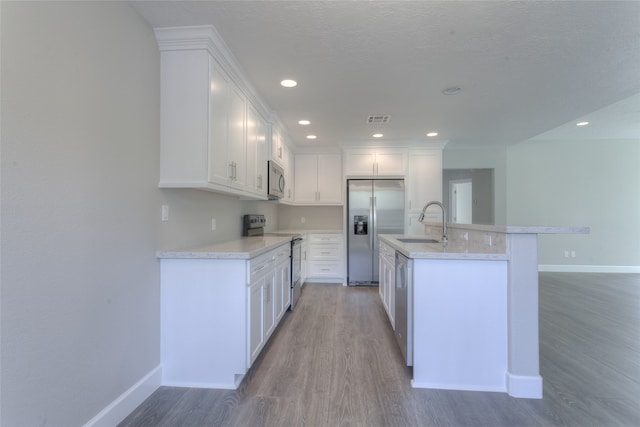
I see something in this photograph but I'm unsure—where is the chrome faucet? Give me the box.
[418,201,448,243]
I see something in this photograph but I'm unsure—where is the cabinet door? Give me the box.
[344,150,375,176]
[385,256,395,327]
[208,60,231,186]
[246,103,267,196]
[283,144,294,202]
[271,127,283,165]
[294,154,319,203]
[263,272,276,339]
[248,280,263,365]
[317,154,343,203]
[375,149,407,176]
[228,82,247,189]
[407,150,442,213]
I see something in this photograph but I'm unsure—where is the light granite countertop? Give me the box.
[380,235,509,261]
[157,229,343,260]
[156,235,293,260]
[267,229,342,235]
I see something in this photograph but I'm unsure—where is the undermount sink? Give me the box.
[397,238,440,244]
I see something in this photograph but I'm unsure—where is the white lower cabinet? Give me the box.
[379,241,395,327]
[274,244,291,320]
[305,233,345,284]
[160,242,290,389]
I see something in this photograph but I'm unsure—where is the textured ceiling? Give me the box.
[131,1,640,149]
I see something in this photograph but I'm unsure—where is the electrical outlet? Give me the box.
[564,250,570,258]
[571,251,576,258]
[211,218,216,231]
[301,217,306,224]
[161,205,169,221]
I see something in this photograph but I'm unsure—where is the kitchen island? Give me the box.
[380,223,589,399]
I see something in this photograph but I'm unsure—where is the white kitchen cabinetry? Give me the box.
[270,126,285,167]
[306,234,345,284]
[283,144,295,203]
[156,26,268,199]
[294,154,343,205]
[160,241,290,389]
[246,103,268,196]
[406,149,443,234]
[247,251,277,365]
[274,244,291,321]
[271,124,295,203]
[379,241,396,328]
[344,148,407,177]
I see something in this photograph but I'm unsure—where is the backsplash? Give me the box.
[423,224,506,254]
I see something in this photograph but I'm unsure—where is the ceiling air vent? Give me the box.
[366,115,391,124]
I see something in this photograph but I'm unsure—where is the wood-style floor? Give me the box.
[119,273,640,426]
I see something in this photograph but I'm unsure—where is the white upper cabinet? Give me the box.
[155,26,268,200]
[270,126,285,167]
[294,154,343,205]
[344,148,407,177]
[246,103,268,196]
[406,148,443,233]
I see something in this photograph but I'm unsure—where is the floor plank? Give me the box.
[119,273,640,426]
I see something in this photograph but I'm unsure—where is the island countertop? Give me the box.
[381,224,589,261]
[379,234,509,260]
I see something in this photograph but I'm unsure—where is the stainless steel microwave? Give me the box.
[267,161,285,199]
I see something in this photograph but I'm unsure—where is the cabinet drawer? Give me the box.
[249,252,275,282]
[274,244,291,261]
[309,234,342,245]
[309,245,341,261]
[309,261,343,277]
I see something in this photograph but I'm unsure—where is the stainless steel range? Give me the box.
[243,214,303,310]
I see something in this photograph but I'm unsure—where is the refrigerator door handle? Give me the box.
[371,196,376,250]
[368,197,373,249]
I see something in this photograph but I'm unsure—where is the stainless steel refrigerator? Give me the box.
[348,179,405,285]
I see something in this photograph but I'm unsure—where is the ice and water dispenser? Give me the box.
[354,215,368,235]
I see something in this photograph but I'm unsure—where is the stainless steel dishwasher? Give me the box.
[395,251,413,366]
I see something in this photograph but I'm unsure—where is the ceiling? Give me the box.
[131,1,640,150]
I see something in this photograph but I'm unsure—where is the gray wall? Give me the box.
[443,147,508,225]
[444,139,640,269]
[157,189,280,251]
[1,2,159,425]
[278,205,344,231]
[506,138,640,268]
[442,169,495,225]
[0,4,286,425]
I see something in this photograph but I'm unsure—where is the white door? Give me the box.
[450,180,472,224]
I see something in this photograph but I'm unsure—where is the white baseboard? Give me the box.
[538,264,640,273]
[506,372,543,399]
[83,365,162,427]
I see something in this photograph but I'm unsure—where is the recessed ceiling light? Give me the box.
[306,135,317,140]
[280,79,297,88]
[298,120,310,125]
[576,121,589,126]
[373,133,383,138]
[426,132,438,137]
[442,86,462,95]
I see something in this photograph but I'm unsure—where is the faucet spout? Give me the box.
[419,201,448,243]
